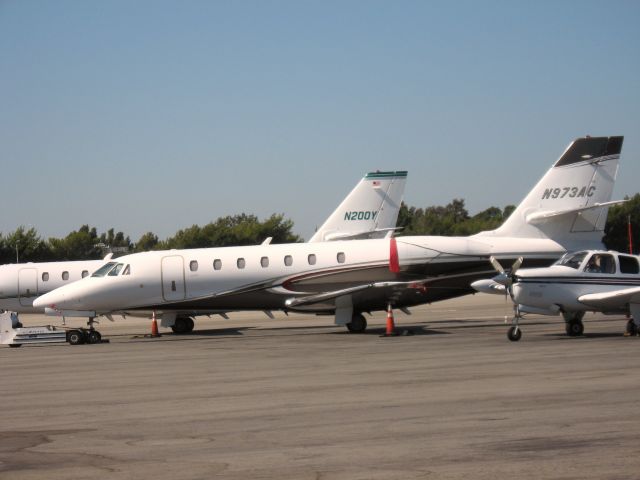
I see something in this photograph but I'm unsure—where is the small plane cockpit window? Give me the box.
[62,271,69,281]
[122,265,131,275]
[284,255,293,266]
[81,270,89,278]
[108,263,125,276]
[619,255,639,274]
[556,251,588,269]
[584,253,616,274]
[42,272,49,282]
[190,260,198,272]
[92,262,118,277]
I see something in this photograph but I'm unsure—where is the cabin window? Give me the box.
[108,263,124,276]
[308,254,316,265]
[81,270,89,278]
[619,255,639,274]
[556,251,587,270]
[62,271,69,281]
[213,259,222,271]
[190,260,198,272]
[337,252,346,264]
[584,253,616,274]
[122,265,130,275]
[237,258,246,269]
[261,256,269,268]
[42,272,49,282]
[284,255,293,266]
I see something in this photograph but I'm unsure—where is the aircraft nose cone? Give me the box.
[34,290,67,309]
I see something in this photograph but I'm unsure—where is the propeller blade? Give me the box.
[511,257,524,276]
[489,256,505,275]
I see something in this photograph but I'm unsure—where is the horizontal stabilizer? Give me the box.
[526,200,627,224]
[578,286,640,310]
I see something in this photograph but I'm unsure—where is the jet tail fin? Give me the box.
[476,136,623,250]
[309,171,407,242]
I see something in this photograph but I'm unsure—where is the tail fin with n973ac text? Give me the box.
[475,136,624,250]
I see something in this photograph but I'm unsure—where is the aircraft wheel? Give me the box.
[87,330,101,344]
[507,326,522,342]
[566,320,584,337]
[67,330,86,345]
[9,343,22,348]
[346,314,367,333]
[171,316,193,334]
[625,319,638,336]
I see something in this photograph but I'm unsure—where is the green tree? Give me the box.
[603,194,640,253]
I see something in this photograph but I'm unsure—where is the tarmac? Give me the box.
[2,294,640,480]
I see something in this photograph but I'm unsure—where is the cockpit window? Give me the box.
[91,262,118,277]
[108,263,125,276]
[584,253,616,274]
[555,251,588,269]
[122,264,131,276]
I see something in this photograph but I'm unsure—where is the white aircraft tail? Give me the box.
[309,171,407,242]
[477,136,624,250]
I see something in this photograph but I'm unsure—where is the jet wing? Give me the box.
[578,286,640,310]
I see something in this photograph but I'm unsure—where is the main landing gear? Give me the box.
[346,313,367,333]
[66,317,103,345]
[171,316,195,334]
[563,312,585,337]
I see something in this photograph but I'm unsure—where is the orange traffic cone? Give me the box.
[383,304,397,337]
[150,311,161,337]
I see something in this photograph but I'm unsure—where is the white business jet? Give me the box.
[34,136,624,336]
[483,249,640,341]
[0,171,407,335]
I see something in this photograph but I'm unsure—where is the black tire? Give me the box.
[626,319,638,336]
[87,330,101,344]
[171,317,191,334]
[566,320,584,337]
[507,326,522,342]
[9,343,22,348]
[346,313,367,333]
[67,330,85,345]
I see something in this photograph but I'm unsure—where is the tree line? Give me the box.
[1,195,638,264]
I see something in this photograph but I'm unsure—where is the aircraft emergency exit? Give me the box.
[34,136,624,335]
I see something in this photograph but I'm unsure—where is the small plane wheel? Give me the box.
[67,330,86,345]
[625,319,638,336]
[507,326,522,342]
[566,320,584,337]
[87,330,101,344]
[9,343,22,348]
[171,316,193,334]
[346,314,367,333]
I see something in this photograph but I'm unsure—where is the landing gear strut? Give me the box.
[507,306,523,342]
[171,316,195,334]
[346,313,367,333]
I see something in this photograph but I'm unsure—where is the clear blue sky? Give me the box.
[1,0,639,242]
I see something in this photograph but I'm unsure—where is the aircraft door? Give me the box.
[161,256,186,302]
[18,268,38,307]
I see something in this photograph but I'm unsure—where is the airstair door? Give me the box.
[161,256,186,302]
[18,268,38,307]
